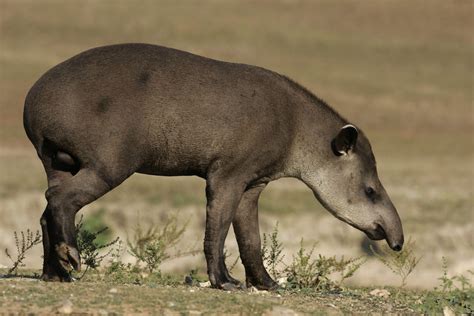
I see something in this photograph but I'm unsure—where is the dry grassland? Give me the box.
[1,0,472,294]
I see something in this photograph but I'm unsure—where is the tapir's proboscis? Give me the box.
[23,44,404,289]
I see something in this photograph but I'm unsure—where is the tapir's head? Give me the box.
[303,124,404,251]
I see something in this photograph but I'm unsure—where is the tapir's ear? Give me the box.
[332,124,358,156]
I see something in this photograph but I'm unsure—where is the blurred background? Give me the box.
[0,0,472,288]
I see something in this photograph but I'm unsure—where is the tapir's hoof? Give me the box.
[265,283,279,291]
[225,274,242,286]
[40,243,80,282]
[40,272,73,282]
[55,242,81,272]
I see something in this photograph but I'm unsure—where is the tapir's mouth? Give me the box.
[365,223,386,241]
[364,223,403,252]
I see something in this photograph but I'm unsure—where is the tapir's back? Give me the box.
[24,44,296,178]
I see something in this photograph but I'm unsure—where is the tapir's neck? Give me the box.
[282,81,348,180]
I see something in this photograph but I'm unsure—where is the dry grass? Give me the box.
[0,0,472,292]
[0,275,426,315]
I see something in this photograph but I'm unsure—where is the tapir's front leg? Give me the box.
[204,175,245,290]
[233,184,278,290]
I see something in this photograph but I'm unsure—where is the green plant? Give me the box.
[127,214,188,275]
[371,238,421,288]
[75,214,119,279]
[284,239,365,291]
[105,240,126,275]
[285,240,322,289]
[332,255,367,287]
[104,239,181,286]
[103,240,143,284]
[261,222,285,279]
[4,229,42,275]
[78,208,113,245]
[418,257,473,314]
[438,257,472,293]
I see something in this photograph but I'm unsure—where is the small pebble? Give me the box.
[277,277,288,287]
[57,299,73,314]
[198,281,211,288]
[369,288,390,298]
[443,306,455,316]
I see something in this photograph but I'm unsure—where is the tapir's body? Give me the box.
[25,44,299,180]
[24,44,403,289]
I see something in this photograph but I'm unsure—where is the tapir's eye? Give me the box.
[365,187,376,201]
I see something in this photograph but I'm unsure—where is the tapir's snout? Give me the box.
[387,229,404,252]
[366,220,404,252]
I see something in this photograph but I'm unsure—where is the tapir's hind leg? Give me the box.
[40,156,132,281]
[233,185,278,290]
[40,166,73,281]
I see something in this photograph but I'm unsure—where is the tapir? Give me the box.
[23,43,404,290]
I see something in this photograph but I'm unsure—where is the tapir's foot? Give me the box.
[41,271,72,282]
[41,242,81,282]
[41,259,72,282]
[223,270,242,287]
[210,271,245,290]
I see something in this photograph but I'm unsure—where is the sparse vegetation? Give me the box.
[261,222,285,279]
[103,240,135,282]
[103,252,145,285]
[127,214,189,275]
[4,229,42,275]
[75,215,120,279]
[262,223,366,291]
[75,214,193,286]
[331,256,367,287]
[418,258,473,314]
[371,238,421,288]
[284,239,365,291]
[1,218,473,315]
[285,240,325,290]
